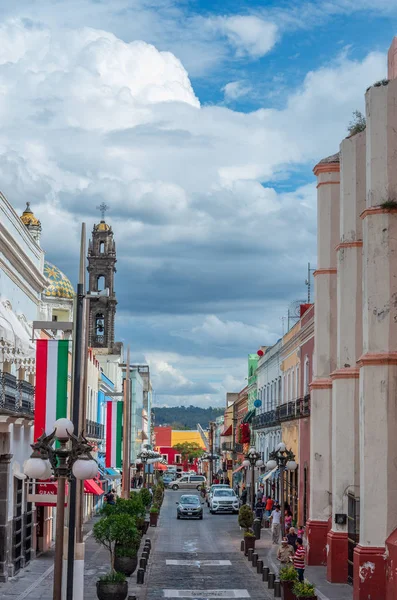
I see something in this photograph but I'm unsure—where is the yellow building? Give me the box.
[171,430,207,448]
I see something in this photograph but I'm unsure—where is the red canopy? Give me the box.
[84,479,104,495]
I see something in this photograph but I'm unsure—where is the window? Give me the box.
[97,275,105,291]
[95,314,105,339]
[99,241,105,254]
[52,315,58,322]
[162,454,168,462]
[179,476,188,482]
[190,476,204,482]
[304,357,310,395]
[175,454,181,464]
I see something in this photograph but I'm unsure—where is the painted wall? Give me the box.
[131,369,144,463]
[154,426,172,447]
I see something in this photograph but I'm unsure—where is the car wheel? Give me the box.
[199,515,203,520]
[196,485,202,490]
[177,514,180,519]
[172,484,179,491]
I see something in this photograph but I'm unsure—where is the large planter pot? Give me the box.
[281,580,295,600]
[244,536,255,555]
[150,512,159,527]
[114,554,138,576]
[96,581,128,600]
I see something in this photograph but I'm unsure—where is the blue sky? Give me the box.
[0,0,394,406]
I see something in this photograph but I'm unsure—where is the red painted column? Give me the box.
[353,546,386,600]
[327,531,348,582]
[306,518,328,566]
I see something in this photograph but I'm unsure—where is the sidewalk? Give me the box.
[249,526,352,600]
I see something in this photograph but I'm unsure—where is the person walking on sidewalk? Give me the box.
[271,505,281,544]
[265,495,274,519]
[277,537,294,564]
[287,526,298,552]
[293,538,306,582]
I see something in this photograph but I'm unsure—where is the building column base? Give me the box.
[327,530,348,583]
[353,545,386,600]
[386,528,397,600]
[307,519,328,565]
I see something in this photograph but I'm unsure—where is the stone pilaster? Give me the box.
[353,77,397,600]
[0,453,12,582]
[307,154,340,565]
[327,131,365,583]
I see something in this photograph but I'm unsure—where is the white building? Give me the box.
[0,196,47,580]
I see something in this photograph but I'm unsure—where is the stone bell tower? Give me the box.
[87,203,117,351]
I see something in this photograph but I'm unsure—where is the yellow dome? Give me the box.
[20,202,41,227]
[95,220,110,232]
[43,261,74,299]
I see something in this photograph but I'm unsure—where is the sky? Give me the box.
[0,0,395,408]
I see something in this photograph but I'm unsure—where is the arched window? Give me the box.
[97,275,105,291]
[99,241,105,254]
[95,313,105,341]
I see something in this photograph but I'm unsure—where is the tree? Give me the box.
[347,110,366,136]
[173,442,204,463]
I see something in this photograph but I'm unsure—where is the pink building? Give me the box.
[308,37,397,600]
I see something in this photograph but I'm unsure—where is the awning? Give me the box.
[154,462,167,471]
[84,479,104,495]
[232,464,245,475]
[105,468,121,478]
[259,466,277,483]
[242,409,256,424]
[221,424,232,436]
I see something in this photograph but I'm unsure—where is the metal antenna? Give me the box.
[96,202,109,220]
[305,262,316,303]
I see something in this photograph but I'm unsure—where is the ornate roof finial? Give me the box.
[96,202,109,221]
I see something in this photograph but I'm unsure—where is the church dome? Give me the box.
[95,220,110,232]
[20,202,41,227]
[43,261,74,299]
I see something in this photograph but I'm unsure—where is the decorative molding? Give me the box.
[313,268,337,277]
[313,163,340,176]
[360,206,397,219]
[335,241,363,251]
[357,352,397,366]
[0,223,47,293]
[310,378,332,390]
[330,368,360,380]
[316,181,340,189]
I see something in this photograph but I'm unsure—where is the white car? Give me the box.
[210,488,239,514]
[206,484,230,506]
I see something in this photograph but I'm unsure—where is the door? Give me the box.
[190,476,203,489]
[12,477,23,574]
[347,493,360,585]
[24,482,33,564]
[178,476,189,488]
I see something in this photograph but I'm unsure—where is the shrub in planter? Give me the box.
[149,504,159,526]
[293,581,317,599]
[243,530,255,554]
[279,565,298,600]
[154,487,163,507]
[139,487,152,508]
[96,572,128,600]
[238,505,255,554]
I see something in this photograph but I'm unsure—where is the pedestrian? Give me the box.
[105,489,116,505]
[287,526,298,552]
[285,509,293,533]
[265,495,274,519]
[257,486,264,502]
[241,487,248,505]
[271,504,281,544]
[277,537,294,564]
[293,538,306,582]
[255,499,264,521]
[131,476,136,489]
[138,475,143,488]
[235,483,240,496]
[225,476,230,485]
[297,525,305,539]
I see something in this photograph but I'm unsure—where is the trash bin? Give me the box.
[253,518,261,540]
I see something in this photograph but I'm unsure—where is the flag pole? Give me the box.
[122,346,131,498]
[66,223,86,600]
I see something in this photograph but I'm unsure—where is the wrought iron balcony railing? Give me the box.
[85,419,105,439]
[252,396,311,429]
[0,373,34,416]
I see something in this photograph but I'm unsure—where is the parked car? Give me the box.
[210,488,239,514]
[206,484,230,506]
[176,494,203,520]
[162,474,174,484]
[169,474,206,490]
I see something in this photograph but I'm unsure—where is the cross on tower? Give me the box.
[96,202,109,220]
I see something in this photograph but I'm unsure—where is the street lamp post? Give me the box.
[137,447,161,488]
[266,442,297,535]
[24,418,98,600]
[242,446,263,510]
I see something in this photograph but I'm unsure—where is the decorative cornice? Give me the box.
[335,241,363,251]
[360,206,397,219]
[0,223,47,293]
[313,268,337,277]
[0,257,40,305]
[310,378,332,389]
[313,164,340,176]
[317,180,340,189]
[330,368,360,380]
[357,352,397,366]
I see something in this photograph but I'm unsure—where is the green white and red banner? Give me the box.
[106,401,122,468]
[34,339,69,441]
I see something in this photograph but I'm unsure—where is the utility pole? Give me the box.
[305,262,315,303]
[209,421,214,484]
[232,401,237,476]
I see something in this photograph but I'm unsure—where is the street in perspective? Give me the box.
[0,2,397,600]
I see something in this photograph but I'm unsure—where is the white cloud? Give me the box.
[207,15,278,58]
[189,316,279,348]
[223,81,253,101]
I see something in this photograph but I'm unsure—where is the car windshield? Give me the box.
[213,490,235,497]
[211,485,229,492]
[180,496,200,505]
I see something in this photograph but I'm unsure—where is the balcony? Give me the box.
[0,373,34,416]
[252,396,311,430]
[85,419,104,439]
[221,441,233,451]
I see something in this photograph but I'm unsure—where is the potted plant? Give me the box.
[154,486,163,508]
[150,504,159,526]
[114,525,141,576]
[139,487,152,508]
[93,514,134,600]
[238,505,255,554]
[279,565,298,600]
[293,581,317,599]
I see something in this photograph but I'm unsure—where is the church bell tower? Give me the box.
[87,203,117,351]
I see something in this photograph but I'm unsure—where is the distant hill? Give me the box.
[153,405,224,430]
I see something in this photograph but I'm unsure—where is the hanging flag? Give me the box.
[34,339,69,441]
[106,401,123,468]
